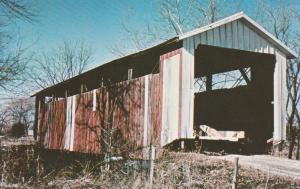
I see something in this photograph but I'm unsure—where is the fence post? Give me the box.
[149,145,156,188]
[232,157,239,189]
[36,149,41,180]
[1,160,6,186]
[26,148,29,170]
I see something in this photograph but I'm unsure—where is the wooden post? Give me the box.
[239,68,251,84]
[232,157,239,189]
[206,74,212,91]
[104,153,110,171]
[149,145,155,188]
[147,75,152,154]
[26,148,29,170]
[128,68,133,80]
[80,84,84,94]
[181,140,185,151]
[100,77,104,87]
[33,96,40,140]
[36,153,40,179]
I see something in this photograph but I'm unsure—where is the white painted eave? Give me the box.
[179,12,297,59]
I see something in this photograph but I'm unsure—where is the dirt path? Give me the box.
[213,155,300,180]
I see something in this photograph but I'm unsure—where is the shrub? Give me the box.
[9,122,26,138]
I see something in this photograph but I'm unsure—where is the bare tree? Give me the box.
[97,84,128,169]
[255,0,296,46]
[111,0,236,57]
[286,55,300,159]
[0,0,35,92]
[4,98,34,136]
[0,0,35,22]
[29,40,94,89]
[0,98,34,136]
[0,108,9,135]
[0,42,31,92]
[157,0,230,35]
[291,37,300,160]
[158,0,196,35]
[256,0,300,159]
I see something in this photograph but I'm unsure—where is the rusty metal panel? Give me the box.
[38,102,49,147]
[48,100,66,150]
[38,74,162,156]
[69,77,147,155]
[150,74,162,147]
[73,91,95,153]
[38,99,66,150]
[108,77,145,156]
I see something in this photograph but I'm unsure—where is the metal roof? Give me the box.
[32,37,179,97]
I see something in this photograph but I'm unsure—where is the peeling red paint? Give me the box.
[38,74,162,156]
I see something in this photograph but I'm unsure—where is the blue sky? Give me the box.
[12,0,299,69]
[14,0,157,68]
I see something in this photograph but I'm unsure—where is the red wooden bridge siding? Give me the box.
[38,99,66,150]
[49,100,66,149]
[150,74,162,147]
[73,91,97,153]
[38,102,48,146]
[38,74,162,156]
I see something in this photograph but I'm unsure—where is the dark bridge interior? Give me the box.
[194,45,276,151]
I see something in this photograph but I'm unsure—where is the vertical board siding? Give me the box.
[232,21,238,48]
[150,74,162,147]
[64,97,72,150]
[74,93,88,152]
[159,48,198,146]
[161,52,181,145]
[39,100,66,150]
[54,100,66,149]
[38,102,49,147]
[143,76,149,149]
[220,25,226,48]
[200,32,207,44]
[213,28,220,46]
[237,20,244,50]
[183,19,288,141]
[226,23,233,48]
[273,50,287,140]
[244,25,250,51]
[38,74,162,156]
[181,41,194,140]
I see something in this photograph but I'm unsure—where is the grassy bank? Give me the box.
[1,145,300,188]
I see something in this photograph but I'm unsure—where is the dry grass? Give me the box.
[31,152,300,188]
[1,147,300,188]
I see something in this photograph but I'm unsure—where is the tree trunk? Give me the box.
[288,131,296,159]
[288,104,296,159]
[296,135,300,160]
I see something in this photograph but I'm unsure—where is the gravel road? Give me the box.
[213,154,300,180]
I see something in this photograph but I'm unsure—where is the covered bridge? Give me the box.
[33,12,296,156]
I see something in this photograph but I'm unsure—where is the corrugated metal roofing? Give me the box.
[32,37,178,97]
